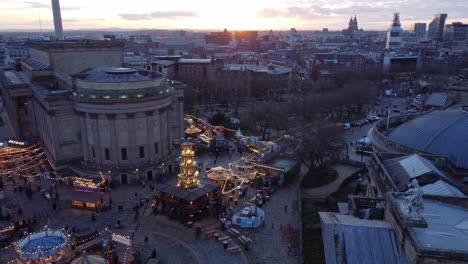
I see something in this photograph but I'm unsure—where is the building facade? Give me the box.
[410,23,427,39]
[0,40,185,184]
[428,13,448,41]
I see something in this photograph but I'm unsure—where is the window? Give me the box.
[91,146,96,158]
[121,147,128,160]
[146,170,153,181]
[139,146,145,158]
[154,142,159,154]
[104,148,110,161]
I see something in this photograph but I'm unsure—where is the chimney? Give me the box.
[51,0,64,40]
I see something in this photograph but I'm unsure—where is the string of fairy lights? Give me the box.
[185,114,292,196]
[0,115,292,263]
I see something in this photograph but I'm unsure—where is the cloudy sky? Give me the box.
[0,0,467,31]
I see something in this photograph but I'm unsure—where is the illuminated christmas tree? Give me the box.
[177,143,199,188]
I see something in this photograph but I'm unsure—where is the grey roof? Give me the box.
[420,180,466,197]
[388,109,468,169]
[319,212,409,264]
[178,58,212,64]
[382,154,447,191]
[424,93,448,107]
[224,64,292,75]
[343,224,406,264]
[23,57,49,70]
[395,196,468,254]
[3,71,29,85]
[158,179,219,201]
[152,60,175,67]
[82,67,151,83]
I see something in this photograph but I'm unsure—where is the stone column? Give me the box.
[127,113,136,163]
[91,113,102,165]
[145,110,155,161]
[49,110,59,162]
[79,112,89,162]
[159,109,168,157]
[106,114,117,164]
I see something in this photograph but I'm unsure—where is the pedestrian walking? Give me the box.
[144,236,148,243]
[284,205,288,213]
[91,213,96,221]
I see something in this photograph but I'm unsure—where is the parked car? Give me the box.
[393,109,401,113]
[407,109,417,113]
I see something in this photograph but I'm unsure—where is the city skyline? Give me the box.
[0,0,467,32]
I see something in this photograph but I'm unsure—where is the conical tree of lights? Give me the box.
[177,143,200,188]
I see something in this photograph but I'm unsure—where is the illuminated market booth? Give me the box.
[56,168,109,211]
[62,190,105,211]
[16,229,68,264]
[154,143,222,222]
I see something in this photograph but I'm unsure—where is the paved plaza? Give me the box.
[0,150,301,264]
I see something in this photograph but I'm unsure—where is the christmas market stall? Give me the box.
[16,229,68,264]
[231,205,265,228]
[60,190,105,211]
[56,168,108,192]
[259,158,300,186]
[154,142,222,222]
[207,166,232,185]
[185,125,201,138]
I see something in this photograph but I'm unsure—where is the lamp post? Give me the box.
[108,170,112,205]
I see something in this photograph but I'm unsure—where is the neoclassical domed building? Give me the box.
[1,40,185,183]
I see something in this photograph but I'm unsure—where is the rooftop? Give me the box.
[79,67,157,83]
[1,70,30,85]
[424,93,448,107]
[320,212,409,264]
[152,60,176,67]
[382,154,448,191]
[27,40,125,51]
[387,109,468,169]
[178,58,212,64]
[224,64,292,75]
[394,196,468,254]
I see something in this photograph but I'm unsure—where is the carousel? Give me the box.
[16,229,68,263]
[71,252,107,264]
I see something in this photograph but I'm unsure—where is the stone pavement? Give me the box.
[302,164,361,200]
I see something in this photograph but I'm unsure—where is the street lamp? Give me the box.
[108,170,112,205]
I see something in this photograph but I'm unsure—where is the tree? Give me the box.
[241,102,291,140]
[289,123,344,172]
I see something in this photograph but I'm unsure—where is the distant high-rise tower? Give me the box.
[51,0,64,40]
[386,13,403,49]
[410,23,427,39]
[427,14,447,41]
